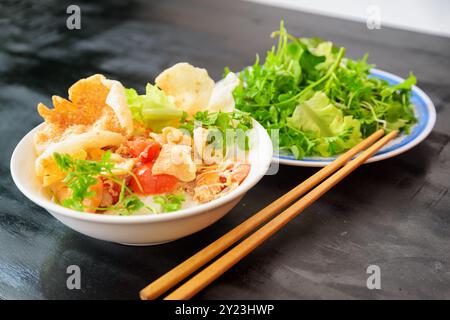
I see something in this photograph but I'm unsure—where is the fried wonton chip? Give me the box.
[155,63,214,116]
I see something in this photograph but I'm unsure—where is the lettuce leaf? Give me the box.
[288,92,362,157]
[125,84,183,131]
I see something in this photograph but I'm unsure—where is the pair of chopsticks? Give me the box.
[140,129,397,300]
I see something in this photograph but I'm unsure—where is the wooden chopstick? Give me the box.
[163,130,397,300]
[139,129,385,300]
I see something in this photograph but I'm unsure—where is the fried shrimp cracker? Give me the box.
[155,63,214,116]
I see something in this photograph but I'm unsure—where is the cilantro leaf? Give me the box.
[53,151,114,210]
[153,194,186,213]
[180,110,253,151]
[53,152,154,215]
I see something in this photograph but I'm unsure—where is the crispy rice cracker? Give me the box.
[155,63,214,116]
[35,74,131,155]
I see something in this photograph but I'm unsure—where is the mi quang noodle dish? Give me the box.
[34,63,253,215]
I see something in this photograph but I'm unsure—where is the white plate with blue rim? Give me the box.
[274,68,436,167]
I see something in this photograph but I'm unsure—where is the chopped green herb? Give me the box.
[180,110,253,151]
[53,151,114,210]
[119,195,146,216]
[53,152,153,215]
[153,194,186,213]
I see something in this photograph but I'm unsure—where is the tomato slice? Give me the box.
[139,142,161,163]
[129,162,178,195]
[127,139,149,158]
[126,140,161,163]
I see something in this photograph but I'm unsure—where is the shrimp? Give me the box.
[193,162,250,203]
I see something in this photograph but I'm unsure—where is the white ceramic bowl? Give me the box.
[11,120,273,245]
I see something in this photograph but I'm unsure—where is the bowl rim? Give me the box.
[10,119,273,224]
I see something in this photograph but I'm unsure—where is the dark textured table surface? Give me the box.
[1,0,449,300]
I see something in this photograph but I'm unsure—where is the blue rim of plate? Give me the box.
[274,68,436,167]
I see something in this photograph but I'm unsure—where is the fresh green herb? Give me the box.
[53,151,114,210]
[180,110,253,151]
[118,194,149,216]
[229,20,417,158]
[53,152,152,214]
[153,194,186,213]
